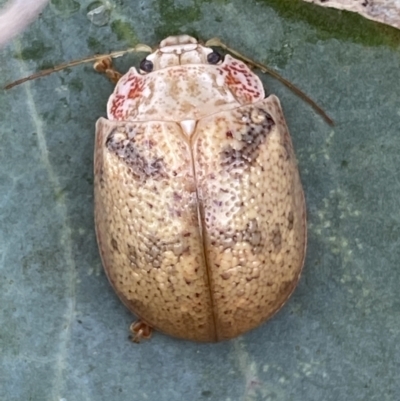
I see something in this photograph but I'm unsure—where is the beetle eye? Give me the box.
[207,51,222,65]
[140,58,154,73]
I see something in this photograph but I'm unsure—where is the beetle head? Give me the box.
[140,35,220,72]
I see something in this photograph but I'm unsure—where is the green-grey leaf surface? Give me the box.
[1,1,400,400]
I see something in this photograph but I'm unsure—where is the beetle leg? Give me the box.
[93,57,123,84]
[129,320,153,343]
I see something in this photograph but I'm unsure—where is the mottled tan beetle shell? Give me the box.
[94,35,306,342]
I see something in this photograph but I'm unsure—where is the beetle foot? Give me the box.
[93,57,122,84]
[129,320,153,343]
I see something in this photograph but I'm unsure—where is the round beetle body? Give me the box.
[94,35,306,342]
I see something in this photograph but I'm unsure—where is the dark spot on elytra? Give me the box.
[288,211,294,230]
[111,238,119,251]
[271,224,282,251]
[106,127,166,181]
[127,244,137,266]
[127,298,146,314]
[279,279,295,295]
[220,107,275,171]
[139,233,192,268]
[173,192,182,202]
[96,167,105,186]
[209,218,264,254]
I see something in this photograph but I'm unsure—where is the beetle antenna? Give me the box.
[205,38,334,126]
[4,43,152,90]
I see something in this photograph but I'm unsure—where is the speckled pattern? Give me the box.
[94,36,306,341]
[193,97,306,340]
[108,55,263,122]
[95,117,215,341]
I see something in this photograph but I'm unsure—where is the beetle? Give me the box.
[6,35,332,342]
